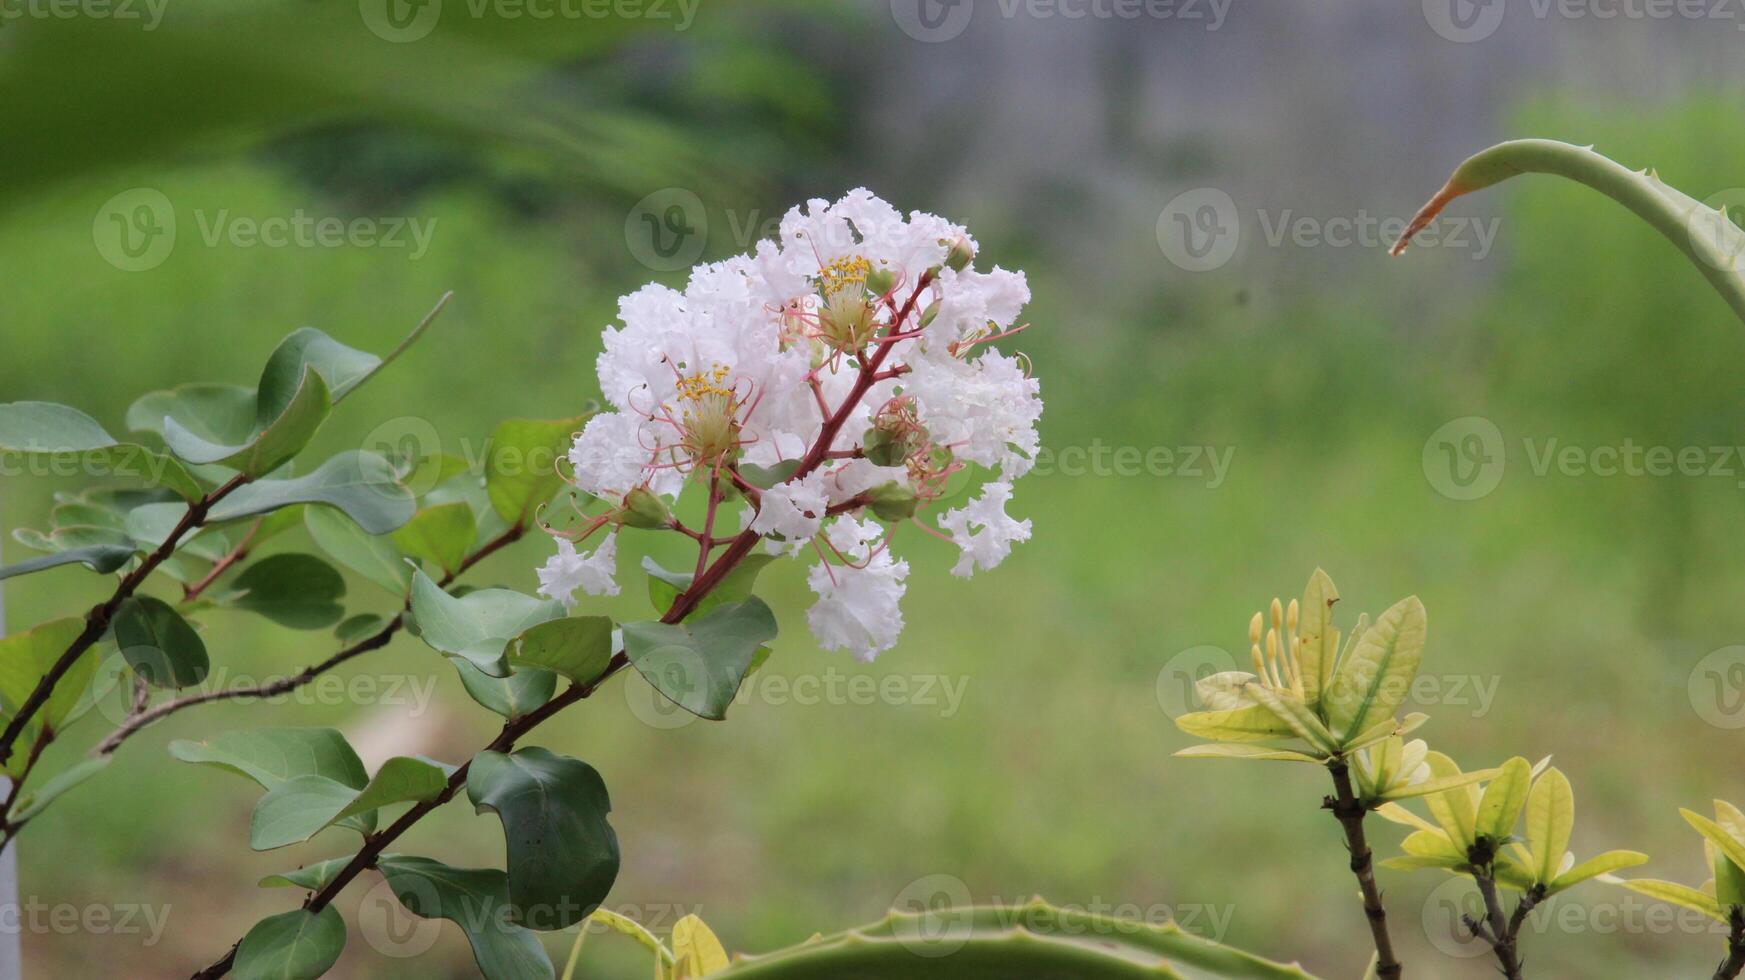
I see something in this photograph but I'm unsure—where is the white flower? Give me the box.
[824,515,884,563]
[937,482,1031,577]
[535,534,621,606]
[806,551,909,661]
[750,472,830,543]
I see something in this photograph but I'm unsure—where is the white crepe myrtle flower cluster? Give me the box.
[537,189,1042,660]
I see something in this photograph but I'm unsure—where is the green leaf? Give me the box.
[1297,568,1339,708]
[113,596,209,689]
[642,554,777,619]
[1323,596,1426,745]
[455,661,556,721]
[1173,744,1326,763]
[225,554,347,630]
[251,774,376,851]
[0,400,201,500]
[1174,705,1298,743]
[260,856,356,892]
[161,366,331,476]
[1527,768,1576,884]
[391,502,476,576]
[1378,767,1498,803]
[233,906,346,980]
[0,545,134,581]
[466,748,620,930]
[210,451,415,534]
[1392,139,1745,325]
[1549,850,1648,894]
[169,727,368,791]
[1422,751,1480,852]
[1713,841,1745,910]
[622,598,778,721]
[1475,757,1532,844]
[1683,809,1745,884]
[1245,684,1339,755]
[10,755,112,824]
[127,383,257,444]
[508,617,614,686]
[672,914,730,979]
[410,571,565,676]
[377,855,554,980]
[1618,879,1726,923]
[334,756,451,823]
[0,618,93,737]
[487,416,590,528]
[304,505,411,594]
[335,614,389,645]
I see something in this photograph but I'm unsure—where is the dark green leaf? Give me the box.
[486,416,589,528]
[377,856,553,980]
[622,598,778,721]
[507,617,614,686]
[209,452,415,535]
[329,756,451,825]
[409,571,564,676]
[233,906,346,980]
[227,554,347,630]
[169,727,368,791]
[0,545,134,581]
[466,748,619,930]
[162,367,331,476]
[305,507,410,595]
[251,774,375,851]
[454,661,556,721]
[391,502,476,576]
[259,856,356,892]
[113,596,209,689]
[641,554,777,619]
[334,614,389,645]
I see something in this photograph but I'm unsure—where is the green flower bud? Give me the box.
[618,487,673,529]
[945,236,975,273]
[866,481,920,522]
[864,266,897,297]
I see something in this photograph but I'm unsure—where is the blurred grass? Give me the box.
[6,15,1745,978]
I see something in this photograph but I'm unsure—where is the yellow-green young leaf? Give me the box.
[1682,810,1745,881]
[671,914,729,979]
[1343,716,1410,756]
[1422,752,1480,851]
[1619,879,1727,923]
[1360,737,1405,798]
[1194,671,1260,710]
[1710,840,1745,909]
[1401,829,1465,862]
[1379,767,1500,803]
[1323,596,1426,745]
[1375,802,1440,834]
[1297,568,1339,706]
[1174,705,1297,743]
[1549,851,1648,895]
[1246,684,1339,754]
[391,502,476,577]
[1174,744,1327,764]
[1476,757,1532,844]
[1494,854,1541,892]
[1714,800,1745,857]
[588,908,673,964]
[1527,768,1575,885]
[1380,854,1464,873]
[0,617,91,737]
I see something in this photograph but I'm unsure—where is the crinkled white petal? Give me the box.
[937,481,1031,578]
[805,552,909,661]
[904,350,1041,478]
[568,413,683,502]
[536,534,621,607]
[824,515,884,563]
[750,472,830,541]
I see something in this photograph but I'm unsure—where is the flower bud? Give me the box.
[864,266,896,297]
[945,236,975,273]
[617,487,673,529]
[866,481,919,521]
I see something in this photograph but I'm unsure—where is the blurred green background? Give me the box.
[4,2,1745,976]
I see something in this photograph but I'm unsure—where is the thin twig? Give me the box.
[1324,759,1403,979]
[1715,907,1745,980]
[181,519,262,603]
